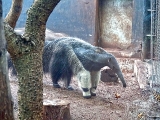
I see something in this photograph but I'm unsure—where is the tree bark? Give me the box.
[5,0,23,28]
[43,100,71,120]
[4,0,60,119]
[0,0,14,119]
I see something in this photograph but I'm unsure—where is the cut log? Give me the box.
[43,99,71,120]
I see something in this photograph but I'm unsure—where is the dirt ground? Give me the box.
[10,69,159,120]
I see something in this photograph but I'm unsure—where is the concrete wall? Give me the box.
[47,0,97,45]
[99,0,133,49]
[3,0,135,48]
[3,0,98,45]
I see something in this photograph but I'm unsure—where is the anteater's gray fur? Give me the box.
[42,37,126,98]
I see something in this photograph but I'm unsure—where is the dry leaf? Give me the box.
[138,113,144,119]
[115,93,121,99]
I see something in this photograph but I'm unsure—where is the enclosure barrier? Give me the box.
[150,0,160,102]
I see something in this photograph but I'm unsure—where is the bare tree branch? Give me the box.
[5,0,23,29]
[24,0,60,49]
[4,22,35,58]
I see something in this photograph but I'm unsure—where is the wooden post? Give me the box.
[43,99,71,120]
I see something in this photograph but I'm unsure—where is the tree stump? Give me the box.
[43,99,71,120]
[101,67,118,82]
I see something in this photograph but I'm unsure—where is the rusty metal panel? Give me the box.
[99,0,133,49]
[48,0,98,45]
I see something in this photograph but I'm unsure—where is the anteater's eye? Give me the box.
[108,58,112,63]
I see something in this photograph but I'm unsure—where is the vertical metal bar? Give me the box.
[156,0,160,94]
[150,0,153,88]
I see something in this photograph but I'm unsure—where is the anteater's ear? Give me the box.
[95,47,101,53]
[95,47,105,53]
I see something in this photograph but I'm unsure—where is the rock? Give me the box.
[101,67,118,82]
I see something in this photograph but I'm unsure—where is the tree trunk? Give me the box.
[0,0,14,119]
[43,100,71,120]
[4,0,60,119]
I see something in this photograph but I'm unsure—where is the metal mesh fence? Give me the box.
[151,0,160,98]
